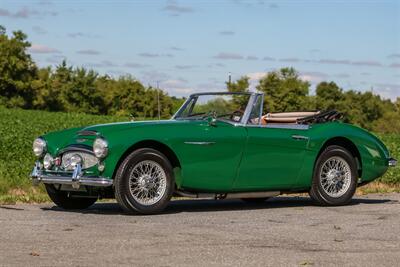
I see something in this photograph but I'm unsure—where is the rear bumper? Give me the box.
[30,161,113,189]
[388,158,397,167]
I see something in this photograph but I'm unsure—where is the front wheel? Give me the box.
[114,148,174,214]
[45,184,97,209]
[309,145,358,206]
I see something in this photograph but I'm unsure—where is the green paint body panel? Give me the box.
[235,126,308,190]
[40,119,391,193]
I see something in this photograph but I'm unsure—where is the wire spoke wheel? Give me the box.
[319,156,351,198]
[128,160,167,206]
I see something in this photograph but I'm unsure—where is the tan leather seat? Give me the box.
[263,111,320,124]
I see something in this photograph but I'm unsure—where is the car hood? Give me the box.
[42,120,190,155]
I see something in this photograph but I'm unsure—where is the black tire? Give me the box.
[309,145,358,206]
[45,184,97,210]
[114,148,174,214]
[241,197,270,203]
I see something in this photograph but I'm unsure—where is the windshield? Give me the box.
[175,93,251,123]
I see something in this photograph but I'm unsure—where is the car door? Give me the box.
[233,124,309,190]
[174,120,247,191]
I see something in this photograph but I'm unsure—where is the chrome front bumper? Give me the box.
[30,162,113,189]
[388,158,397,167]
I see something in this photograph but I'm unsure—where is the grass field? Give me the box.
[0,106,398,204]
[0,106,128,203]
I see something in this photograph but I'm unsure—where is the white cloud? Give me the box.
[374,83,400,100]
[219,31,235,36]
[162,1,194,16]
[76,49,101,55]
[32,26,47,34]
[247,72,267,80]
[213,52,244,60]
[246,72,268,91]
[160,79,194,95]
[299,71,329,83]
[29,44,60,54]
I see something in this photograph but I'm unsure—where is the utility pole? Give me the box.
[157,81,161,120]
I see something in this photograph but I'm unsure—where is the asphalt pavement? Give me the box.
[0,193,399,267]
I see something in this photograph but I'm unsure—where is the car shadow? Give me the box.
[40,196,396,216]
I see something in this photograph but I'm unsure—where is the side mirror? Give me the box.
[207,116,217,127]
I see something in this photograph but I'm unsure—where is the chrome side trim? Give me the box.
[223,191,280,199]
[292,135,309,141]
[388,158,397,167]
[175,190,280,199]
[184,141,216,146]
[246,123,310,130]
[30,161,112,189]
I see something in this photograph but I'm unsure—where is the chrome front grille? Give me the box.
[61,151,98,171]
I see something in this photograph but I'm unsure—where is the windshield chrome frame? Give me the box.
[172,92,261,125]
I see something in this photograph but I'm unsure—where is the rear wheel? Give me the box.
[45,184,97,210]
[114,148,174,214]
[309,145,357,206]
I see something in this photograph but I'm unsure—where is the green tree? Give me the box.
[256,68,310,112]
[226,76,250,108]
[315,81,344,111]
[226,76,250,93]
[171,96,186,114]
[0,25,38,108]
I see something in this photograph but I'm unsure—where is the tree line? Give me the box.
[1,26,399,132]
[0,26,183,119]
[228,68,400,133]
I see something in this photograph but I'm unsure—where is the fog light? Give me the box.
[43,153,53,169]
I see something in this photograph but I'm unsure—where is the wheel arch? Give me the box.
[112,140,181,179]
[317,136,362,178]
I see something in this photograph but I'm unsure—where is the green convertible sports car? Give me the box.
[30,92,397,214]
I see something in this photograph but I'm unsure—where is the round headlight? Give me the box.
[33,138,47,157]
[43,153,54,169]
[93,138,108,158]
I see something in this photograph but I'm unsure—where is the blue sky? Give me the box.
[1,0,399,99]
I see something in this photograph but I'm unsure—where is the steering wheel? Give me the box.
[230,110,244,122]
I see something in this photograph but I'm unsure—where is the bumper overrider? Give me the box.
[388,158,397,167]
[30,161,113,189]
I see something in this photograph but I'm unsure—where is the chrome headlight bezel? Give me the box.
[33,138,47,157]
[93,138,108,158]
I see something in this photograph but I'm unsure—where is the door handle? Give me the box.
[291,135,309,141]
[184,141,216,146]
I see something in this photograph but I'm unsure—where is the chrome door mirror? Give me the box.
[207,111,217,127]
[207,116,217,127]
